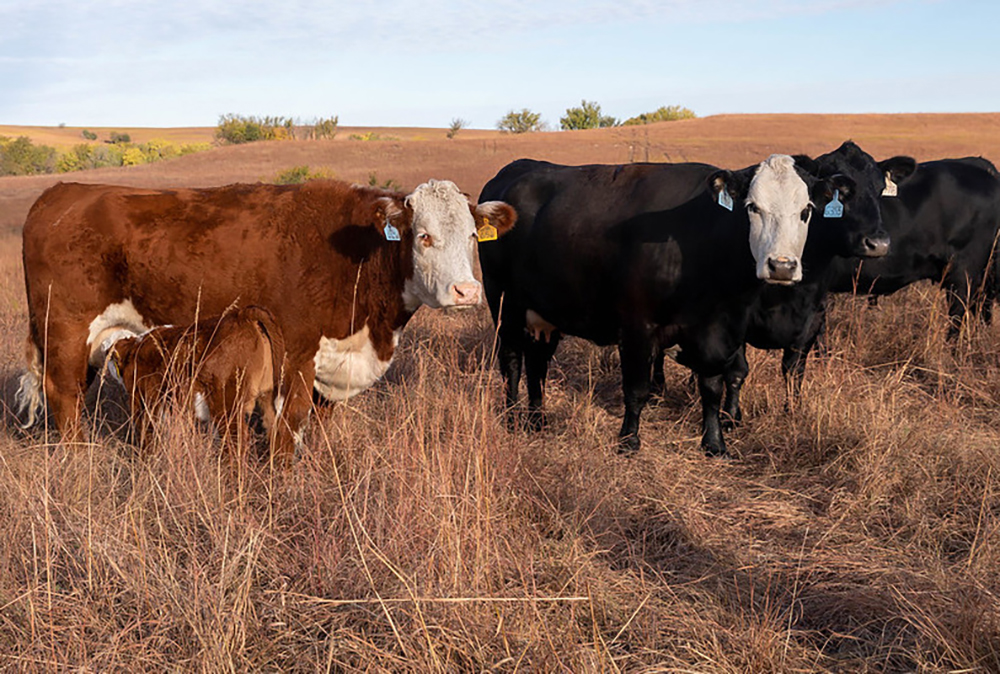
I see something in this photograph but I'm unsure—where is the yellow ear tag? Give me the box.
[477,216,498,242]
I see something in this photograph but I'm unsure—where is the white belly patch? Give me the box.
[87,299,149,366]
[313,325,399,401]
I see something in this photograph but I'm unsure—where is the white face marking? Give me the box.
[313,325,400,401]
[401,179,481,310]
[87,299,150,366]
[745,154,812,284]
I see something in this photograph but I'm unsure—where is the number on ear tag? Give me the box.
[717,189,733,212]
[383,220,401,241]
[477,216,498,242]
[824,189,844,218]
[882,173,898,197]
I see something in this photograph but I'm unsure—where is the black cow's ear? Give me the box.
[828,174,856,201]
[878,156,917,185]
[793,154,820,176]
[708,169,747,202]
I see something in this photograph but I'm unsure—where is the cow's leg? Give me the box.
[650,345,666,399]
[523,332,560,431]
[617,329,654,454]
[721,345,748,431]
[698,373,727,457]
[271,363,314,469]
[781,346,811,411]
[495,316,525,431]
[944,276,973,340]
[41,329,91,444]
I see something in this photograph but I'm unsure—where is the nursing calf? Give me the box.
[109,307,284,455]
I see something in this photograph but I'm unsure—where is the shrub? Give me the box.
[312,116,339,140]
[81,129,98,141]
[273,165,335,184]
[348,131,397,142]
[446,118,468,139]
[368,172,401,191]
[497,109,544,134]
[560,100,618,130]
[108,131,132,144]
[216,114,295,144]
[0,136,57,176]
[622,105,697,126]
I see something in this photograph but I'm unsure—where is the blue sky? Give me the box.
[1,0,997,129]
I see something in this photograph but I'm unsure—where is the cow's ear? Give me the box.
[793,154,820,176]
[708,168,752,206]
[472,201,517,240]
[358,195,408,234]
[878,156,917,186]
[828,174,856,201]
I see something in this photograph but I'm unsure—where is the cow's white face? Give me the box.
[401,180,481,310]
[745,154,812,284]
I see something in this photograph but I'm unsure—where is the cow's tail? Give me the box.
[15,337,45,429]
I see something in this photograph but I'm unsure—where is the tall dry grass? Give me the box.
[0,221,998,670]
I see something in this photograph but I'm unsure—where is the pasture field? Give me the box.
[0,114,999,671]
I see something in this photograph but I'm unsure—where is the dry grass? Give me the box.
[1,117,999,671]
[0,275,998,671]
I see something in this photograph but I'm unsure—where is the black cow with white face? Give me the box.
[687,142,910,430]
[827,156,1000,335]
[479,154,860,455]
[715,153,1000,434]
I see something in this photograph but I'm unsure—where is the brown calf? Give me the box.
[108,306,285,457]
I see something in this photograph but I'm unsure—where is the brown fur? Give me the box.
[110,307,285,458]
[21,179,412,463]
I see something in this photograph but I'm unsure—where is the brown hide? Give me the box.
[22,179,414,463]
[111,306,286,457]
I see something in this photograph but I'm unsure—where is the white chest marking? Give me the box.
[313,325,400,401]
[86,299,150,366]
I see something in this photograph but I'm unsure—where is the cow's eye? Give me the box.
[800,206,812,222]
[746,202,760,214]
[417,232,433,247]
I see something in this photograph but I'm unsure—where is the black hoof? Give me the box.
[617,434,641,455]
[720,412,742,432]
[524,408,546,433]
[702,441,729,458]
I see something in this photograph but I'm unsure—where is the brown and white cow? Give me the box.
[107,306,285,456]
[18,178,516,463]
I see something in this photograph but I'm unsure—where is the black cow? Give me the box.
[827,156,1000,336]
[670,144,914,430]
[716,155,999,431]
[479,153,870,455]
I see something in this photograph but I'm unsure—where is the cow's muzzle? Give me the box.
[764,256,799,284]
[450,282,482,307]
[860,234,890,258]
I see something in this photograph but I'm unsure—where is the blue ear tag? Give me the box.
[717,189,733,212]
[383,219,400,241]
[824,189,844,218]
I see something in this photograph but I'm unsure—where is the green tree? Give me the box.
[496,109,544,134]
[560,100,618,130]
[0,136,57,176]
[622,105,697,126]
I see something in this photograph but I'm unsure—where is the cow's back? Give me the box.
[478,160,718,342]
